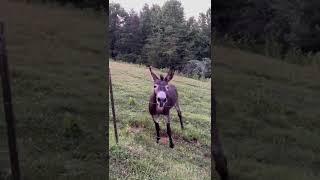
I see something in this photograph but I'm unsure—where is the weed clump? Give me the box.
[128,97,136,106]
[0,169,11,180]
[63,113,83,139]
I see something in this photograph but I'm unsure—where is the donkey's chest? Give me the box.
[156,106,165,113]
[155,106,173,114]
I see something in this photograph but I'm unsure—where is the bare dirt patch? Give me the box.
[157,130,202,147]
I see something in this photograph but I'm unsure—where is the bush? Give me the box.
[181,58,211,79]
[63,113,83,139]
[115,53,140,63]
[203,58,212,78]
[310,52,320,67]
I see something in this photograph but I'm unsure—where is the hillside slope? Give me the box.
[215,46,320,180]
[0,1,106,179]
[109,61,212,179]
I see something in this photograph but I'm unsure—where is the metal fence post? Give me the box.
[109,69,118,144]
[0,22,21,180]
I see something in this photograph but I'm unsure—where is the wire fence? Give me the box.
[108,98,212,114]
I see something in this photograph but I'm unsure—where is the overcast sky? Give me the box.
[110,0,211,19]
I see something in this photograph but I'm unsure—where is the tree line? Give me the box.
[15,0,104,10]
[109,0,211,77]
[15,0,212,77]
[214,0,320,65]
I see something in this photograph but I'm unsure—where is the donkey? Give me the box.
[148,66,183,148]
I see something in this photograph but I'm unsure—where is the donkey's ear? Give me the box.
[165,68,174,82]
[149,66,159,81]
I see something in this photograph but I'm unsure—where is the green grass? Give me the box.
[109,61,212,180]
[0,1,106,179]
[215,46,320,180]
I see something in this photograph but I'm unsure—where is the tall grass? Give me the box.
[215,46,320,180]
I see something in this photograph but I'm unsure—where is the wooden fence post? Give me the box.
[109,69,119,144]
[0,22,21,180]
[212,86,229,180]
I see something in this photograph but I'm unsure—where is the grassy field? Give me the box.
[215,46,320,180]
[109,61,212,179]
[0,1,106,179]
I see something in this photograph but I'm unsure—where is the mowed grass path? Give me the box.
[109,61,212,180]
[0,1,106,179]
[215,46,320,180]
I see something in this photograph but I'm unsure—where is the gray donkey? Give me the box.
[148,67,229,179]
[148,66,183,148]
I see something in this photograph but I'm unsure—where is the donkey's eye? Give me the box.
[154,85,157,88]
[165,85,169,91]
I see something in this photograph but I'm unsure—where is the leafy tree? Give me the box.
[139,4,153,45]
[142,0,190,69]
[109,3,128,58]
[115,9,142,62]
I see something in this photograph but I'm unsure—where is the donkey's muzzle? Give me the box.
[156,91,167,107]
[157,97,167,108]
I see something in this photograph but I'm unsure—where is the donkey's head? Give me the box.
[149,67,174,109]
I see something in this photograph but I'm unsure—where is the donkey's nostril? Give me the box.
[164,98,167,102]
[157,97,160,102]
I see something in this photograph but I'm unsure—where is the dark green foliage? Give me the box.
[214,0,320,65]
[20,0,104,10]
[109,0,211,73]
[22,0,212,75]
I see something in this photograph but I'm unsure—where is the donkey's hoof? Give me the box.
[169,143,174,148]
[156,137,160,143]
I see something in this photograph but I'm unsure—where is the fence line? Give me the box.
[109,69,119,144]
[108,99,211,110]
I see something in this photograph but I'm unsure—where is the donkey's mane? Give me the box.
[159,74,164,80]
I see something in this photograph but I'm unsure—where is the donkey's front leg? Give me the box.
[165,115,174,148]
[152,115,160,143]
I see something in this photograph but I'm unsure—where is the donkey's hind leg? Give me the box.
[175,101,184,130]
[152,115,160,143]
